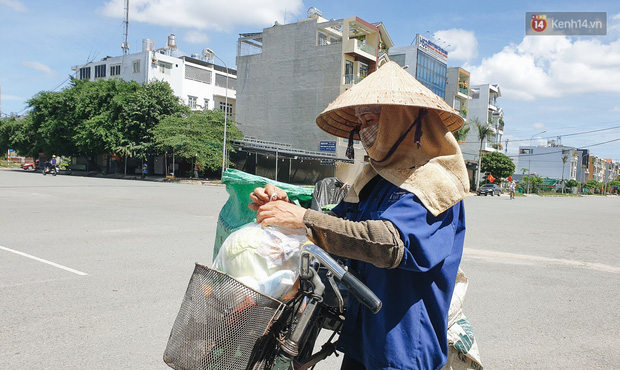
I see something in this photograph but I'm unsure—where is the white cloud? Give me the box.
[101,0,303,31]
[184,31,210,45]
[465,36,620,101]
[1,94,24,101]
[612,13,620,20]
[432,29,478,62]
[0,0,26,12]
[21,61,56,76]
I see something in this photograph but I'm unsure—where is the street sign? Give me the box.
[319,141,336,152]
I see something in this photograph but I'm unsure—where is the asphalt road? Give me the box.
[1,169,619,369]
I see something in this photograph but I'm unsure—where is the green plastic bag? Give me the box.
[213,169,314,260]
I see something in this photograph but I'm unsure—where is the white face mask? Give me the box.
[360,123,379,150]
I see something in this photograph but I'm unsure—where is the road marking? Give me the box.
[465,248,620,274]
[0,245,88,276]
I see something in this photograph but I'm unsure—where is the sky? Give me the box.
[1,0,620,162]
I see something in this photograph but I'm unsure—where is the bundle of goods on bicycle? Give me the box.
[164,224,309,370]
[212,222,308,301]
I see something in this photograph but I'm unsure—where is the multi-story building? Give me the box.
[517,143,589,184]
[460,84,503,163]
[445,67,470,122]
[587,156,606,183]
[70,35,237,175]
[444,67,474,181]
[71,35,237,114]
[389,34,448,100]
[235,8,393,182]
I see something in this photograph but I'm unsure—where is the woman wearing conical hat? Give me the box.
[250,61,469,369]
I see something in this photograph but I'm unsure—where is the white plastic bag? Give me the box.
[212,223,307,300]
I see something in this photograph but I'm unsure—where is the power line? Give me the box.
[460,125,620,145]
[501,118,620,135]
[505,137,620,158]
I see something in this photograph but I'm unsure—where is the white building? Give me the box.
[518,143,589,183]
[460,84,503,162]
[71,35,237,115]
[70,35,237,175]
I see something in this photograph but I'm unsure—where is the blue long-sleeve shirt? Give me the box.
[331,176,466,369]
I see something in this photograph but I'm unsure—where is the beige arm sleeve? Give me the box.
[302,209,404,269]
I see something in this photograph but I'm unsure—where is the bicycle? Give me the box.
[163,243,381,370]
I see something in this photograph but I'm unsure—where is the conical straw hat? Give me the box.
[316,61,464,137]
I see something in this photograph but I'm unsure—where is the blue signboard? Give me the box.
[319,141,336,152]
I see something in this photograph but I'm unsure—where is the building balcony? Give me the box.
[459,87,468,95]
[343,38,377,60]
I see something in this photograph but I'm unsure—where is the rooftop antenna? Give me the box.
[121,0,130,55]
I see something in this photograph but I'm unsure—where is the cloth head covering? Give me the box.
[315,61,469,216]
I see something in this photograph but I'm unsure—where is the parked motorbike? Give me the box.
[163,243,381,370]
[42,162,58,176]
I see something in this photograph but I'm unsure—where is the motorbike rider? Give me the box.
[249,61,469,369]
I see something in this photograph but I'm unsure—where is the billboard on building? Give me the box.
[416,34,448,64]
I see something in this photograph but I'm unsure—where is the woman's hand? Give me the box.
[249,184,289,211]
[256,201,307,230]
[248,184,305,229]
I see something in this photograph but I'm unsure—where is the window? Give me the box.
[215,73,236,90]
[110,64,121,76]
[415,51,446,99]
[158,62,172,75]
[79,67,91,80]
[188,96,197,109]
[185,65,211,84]
[132,60,140,73]
[359,62,369,79]
[203,98,210,110]
[344,60,354,84]
[318,32,328,46]
[94,65,106,78]
[219,102,233,116]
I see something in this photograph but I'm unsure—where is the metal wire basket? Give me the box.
[164,263,285,370]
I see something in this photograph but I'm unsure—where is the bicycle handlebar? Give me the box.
[300,244,382,314]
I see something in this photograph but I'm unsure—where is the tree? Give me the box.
[609,179,620,194]
[13,78,184,171]
[152,109,243,174]
[480,151,515,181]
[120,80,183,152]
[0,116,36,156]
[473,118,493,190]
[565,179,580,192]
[519,174,543,194]
[560,153,569,193]
[584,179,602,193]
[452,122,470,142]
